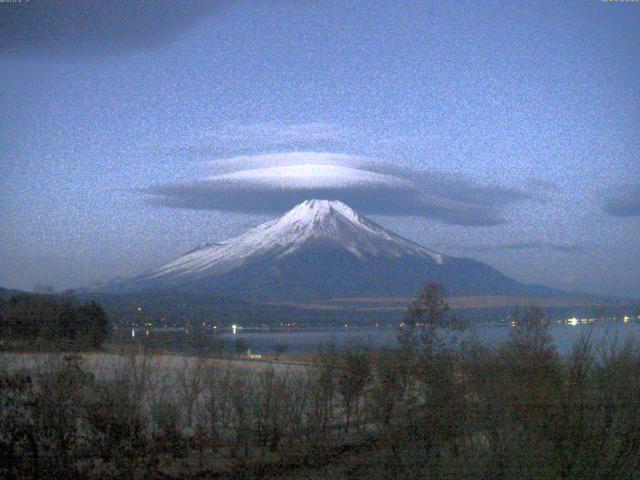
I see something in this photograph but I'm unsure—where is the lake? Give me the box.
[122,320,640,356]
[221,322,640,355]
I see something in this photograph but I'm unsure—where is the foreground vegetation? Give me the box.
[0,293,109,349]
[1,285,639,479]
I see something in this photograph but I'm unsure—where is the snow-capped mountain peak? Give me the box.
[139,199,444,282]
[281,199,361,224]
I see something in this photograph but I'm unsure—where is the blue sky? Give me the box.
[1,0,639,297]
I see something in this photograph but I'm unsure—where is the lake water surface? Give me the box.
[218,321,640,355]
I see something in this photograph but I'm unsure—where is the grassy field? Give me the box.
[0,350,310,378]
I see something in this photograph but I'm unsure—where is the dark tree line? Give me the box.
[0,294,109,348]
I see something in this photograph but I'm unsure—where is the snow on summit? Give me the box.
[141,199,444,281]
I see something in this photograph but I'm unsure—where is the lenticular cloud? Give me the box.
[139,151,530,227]
[205,164,407,189]
[203,151,377,174]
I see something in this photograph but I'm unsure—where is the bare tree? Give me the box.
[337,347,370,434]
[367,348,406,429]
[273,343,289,360]
[176,356,206,428]
[199,361,234,451]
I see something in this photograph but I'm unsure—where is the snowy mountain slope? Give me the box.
[114,199,558,301]
[139,199,444,281]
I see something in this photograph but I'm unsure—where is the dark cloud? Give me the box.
[448,241,587,254]
[0,0,219,57]
[141,182,506,226]
[604,185,640,218]
[376,167,533,207]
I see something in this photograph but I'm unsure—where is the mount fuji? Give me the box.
[112,199,557,302]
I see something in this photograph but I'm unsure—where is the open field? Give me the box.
[0,350,311,378]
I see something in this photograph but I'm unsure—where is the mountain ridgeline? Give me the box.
[110,200,559,302]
